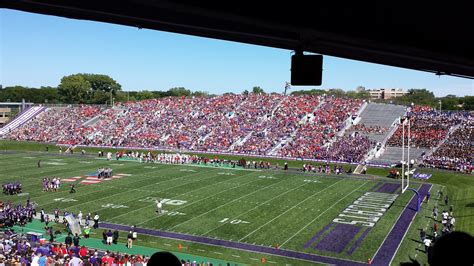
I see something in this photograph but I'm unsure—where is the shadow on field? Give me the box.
[465,203,474,208]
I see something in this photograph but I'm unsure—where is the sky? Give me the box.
[1,9,473,97]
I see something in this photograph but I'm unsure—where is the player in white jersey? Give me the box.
[77,211,83,225]
[156,200,163,214]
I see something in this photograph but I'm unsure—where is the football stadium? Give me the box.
[1,2,474,266]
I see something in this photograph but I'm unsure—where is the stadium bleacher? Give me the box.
[3,96,472,171]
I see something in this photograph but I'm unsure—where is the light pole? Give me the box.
[439,100,442,112]
[284,82,291,95]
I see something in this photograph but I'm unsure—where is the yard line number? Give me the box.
[219,218,250,225]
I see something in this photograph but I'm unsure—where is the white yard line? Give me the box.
[202,181,311,236]
[388,184,433,266]
[56,169,213,213]
[280,181,368,246]
[110,171,257,222]
[135,172,259,225]
[167,176,290,230]
[239,178,347,242]
[22,164,186,203]
[102,158,263,171]
[370,187,418,262]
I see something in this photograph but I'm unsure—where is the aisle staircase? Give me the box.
[0,106,46,136]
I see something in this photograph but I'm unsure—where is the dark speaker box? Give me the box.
[291,54,323,85]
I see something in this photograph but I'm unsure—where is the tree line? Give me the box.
[290,87,473,111]
[1,74,472,110]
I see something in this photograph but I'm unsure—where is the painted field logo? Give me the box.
[333,192,398,227]
[138,197,187,206]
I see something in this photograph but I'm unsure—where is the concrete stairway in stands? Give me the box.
[371,146,428,165]
[355,102,406,143]
[0,106,45,136]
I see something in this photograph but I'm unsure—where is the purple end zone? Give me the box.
[377,183,400,194]
[370,182,384,191]
[315,223,361,253]
[303,223,333,249]
[347,227,371,255]
[99,222,367,266]
[371,183,432,266]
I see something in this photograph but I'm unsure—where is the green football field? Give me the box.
[0,147,471,265]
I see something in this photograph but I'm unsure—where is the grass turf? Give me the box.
[1,141,473,265]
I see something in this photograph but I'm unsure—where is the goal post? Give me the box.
[401,116,410,193]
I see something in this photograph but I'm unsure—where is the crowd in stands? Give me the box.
[0,233,151,265]
[232,95,319,155]
[422,119,473,173]
[8,96,471,170]
[6,94,367,163]
[387,106,469,148]
[351,124,389,134]
[7,105,102,145]
[313,134,374,163]
[278,96,363,159]
[0,201,238,265]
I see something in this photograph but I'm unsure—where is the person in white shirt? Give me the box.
[69,254,83,266]
[423,237,432,253]
[31,253,40,266]
[93,213,99,229]
[449,216,455,230]
[156,200,163,214]
[77,211,83,225]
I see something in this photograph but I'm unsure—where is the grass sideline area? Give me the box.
[0,140,365,169]
[1,140,473,265]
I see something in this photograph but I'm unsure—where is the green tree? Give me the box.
[395,89,436,107]
[291,89,326,95]
[440,95,460,111]
[242,90,249,96]
[82,74,122,95]
[346,90,370,99]
[252,86,265,94]
[168,87,191,97]
[136,90,155,100]
[38,86,59,103]
[57,74,91,103]
[191,91,209,97]
[327,88,346,98]
[90,90,110,104]
[461,96,474,110]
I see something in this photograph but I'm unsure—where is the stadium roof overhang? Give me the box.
[2,1,474,79]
